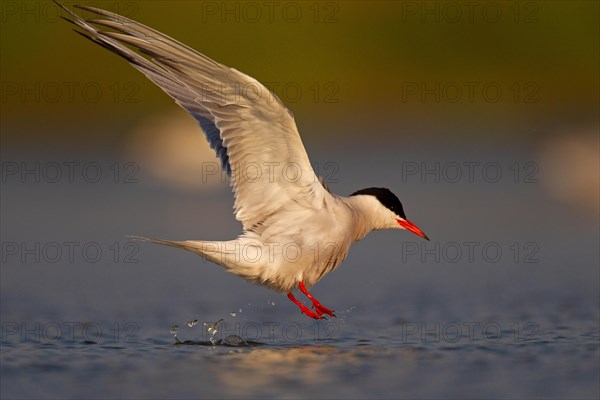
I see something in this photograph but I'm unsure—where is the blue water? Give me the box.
[1,141,599,399]
[2,312,598,399]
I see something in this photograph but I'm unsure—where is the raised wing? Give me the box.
[56,2,329,231]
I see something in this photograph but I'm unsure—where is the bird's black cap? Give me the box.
[350,187,407,219]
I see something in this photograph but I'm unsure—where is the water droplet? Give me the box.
[186,319,198,328]
[230,312,237,317]
[170,325,179,335]
[205,319,223,346]
[207,319,224,336]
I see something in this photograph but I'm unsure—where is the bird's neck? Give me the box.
[342,195,383,242]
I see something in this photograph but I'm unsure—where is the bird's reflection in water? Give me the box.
[206,345,404,396]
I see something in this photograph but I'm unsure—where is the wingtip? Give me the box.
[53,0,77,20]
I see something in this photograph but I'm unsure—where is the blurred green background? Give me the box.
[1,0,598,145]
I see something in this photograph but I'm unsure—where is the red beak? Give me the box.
[397,219,430,240]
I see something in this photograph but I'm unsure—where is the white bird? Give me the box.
[57,2,429,319]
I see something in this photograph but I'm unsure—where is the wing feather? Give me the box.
[55,1,329,230]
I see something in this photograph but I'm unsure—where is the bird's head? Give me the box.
[350,187,429,240]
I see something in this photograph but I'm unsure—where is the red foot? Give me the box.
[285,281,336,319]
[287,293,324,319]
[299,281,336,318]
[312,303,336,318]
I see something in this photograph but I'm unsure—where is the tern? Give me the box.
[57,2,430,319]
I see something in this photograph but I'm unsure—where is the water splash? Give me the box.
[186,319,198,328]
[222,335,248,347]
[207,319,223,335]
[206,318,224,345]
[170,325,179,338]
[337,305,357,323]
[170,317,265,346]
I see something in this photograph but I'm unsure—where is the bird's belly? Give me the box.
[254,238,348,292]
[239,208,354,292]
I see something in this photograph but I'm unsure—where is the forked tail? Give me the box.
[129,235,272,288]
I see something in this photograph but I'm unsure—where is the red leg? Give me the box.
[299,281,336,318]
[287,292,323,319]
